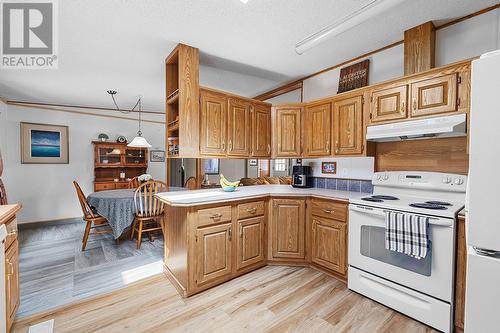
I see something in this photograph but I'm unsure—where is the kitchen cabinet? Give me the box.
[333,95,364,156]
[311,217,347,275]
[228,98,252,157]
[200,90,227,156]
[195,223,233,286]
[304,101,331,157]
[236,216,265,270]
[251,104,272,157]
[270,198,305,260]
[410,73,458,117]
[369,85,408,124]
[272,105,302,157]
[5,239,19,331]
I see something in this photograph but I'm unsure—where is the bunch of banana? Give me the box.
[219,174,240,191]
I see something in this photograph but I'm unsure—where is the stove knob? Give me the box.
[383,174,389,180]
[442,176,451,184]
[376,175,381,181]
[454,178,464,185]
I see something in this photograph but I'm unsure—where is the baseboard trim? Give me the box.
[18,216,82,229]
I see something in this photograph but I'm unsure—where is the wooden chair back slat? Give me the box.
[134,181,167,217]
[73,181,95,219]
[128,176,141,189]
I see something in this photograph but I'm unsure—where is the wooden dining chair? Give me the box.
[128,176,141,189]
[131,180,167,249]
[184,176,197,190]
[73,181,113,251]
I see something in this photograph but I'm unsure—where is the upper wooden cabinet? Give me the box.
[195,223,233,286]
[251,104,272,157]
[270,198,305,260]
[370,85,408,123]
[410,73,458,117]
[304,101,332,157]
[333,95,364,156]
[200,90,227,156]
[272,105,302,157]
[227,98,252,157]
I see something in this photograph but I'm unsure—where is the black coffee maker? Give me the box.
[292,165,314,188]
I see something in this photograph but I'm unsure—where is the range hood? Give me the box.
[366,114,467,142]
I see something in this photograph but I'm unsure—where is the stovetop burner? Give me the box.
[409,203,448,210]
[371,195,399,200]
[361,197,384,202]
[425,200,452,206]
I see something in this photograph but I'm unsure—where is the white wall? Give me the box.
[0,105,165,223]
[265,89,302,104]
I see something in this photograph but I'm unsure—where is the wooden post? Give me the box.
[404,21,436,75]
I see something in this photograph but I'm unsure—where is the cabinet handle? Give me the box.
[7,229,17,237]
[326,140,330,154]
[323,209,335,214]
[228,227,232,241]
[210,213,223,219]
[246,207,257,214]
[335,141,339,154]
[229,140,233,152]
[267,144,271,155]
[400,101,405,114]
[6,259,14,276]
[240,224,243,238]
[412,99,417,110]
[222,141,225,151]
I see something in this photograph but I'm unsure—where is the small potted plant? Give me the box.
[98,133,109,142]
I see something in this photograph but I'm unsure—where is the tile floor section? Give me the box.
[17,219,164,317]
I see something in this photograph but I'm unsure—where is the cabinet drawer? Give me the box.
[5,217,17,251]
[198,206,232,227]
[310,199,347,221]
[95,183,116,191]
[115,183,129,189]
[237,201,265,220]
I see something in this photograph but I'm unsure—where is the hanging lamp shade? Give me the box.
[127,133,152,148]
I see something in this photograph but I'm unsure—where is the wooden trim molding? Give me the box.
[7,102,165,124]
[254,4,499,101]
[252,81,303,101]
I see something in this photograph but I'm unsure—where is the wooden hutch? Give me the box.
[93,141,148,191]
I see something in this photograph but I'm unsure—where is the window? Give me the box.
[274,159,287,172]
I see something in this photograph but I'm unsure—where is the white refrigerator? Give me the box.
[465,49,500,333]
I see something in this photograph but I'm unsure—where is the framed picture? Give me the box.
[249,159,258,166]
[204,159,219,174]
[337,59,369,93]
[321,162,337,174]
[21,122,69,164]
[150,150,165,162]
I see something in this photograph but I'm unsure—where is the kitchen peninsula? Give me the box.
[156,185,365,297]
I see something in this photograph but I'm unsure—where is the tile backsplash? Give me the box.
[313,177,373,194]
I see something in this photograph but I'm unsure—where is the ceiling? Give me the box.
[0,0,498,111]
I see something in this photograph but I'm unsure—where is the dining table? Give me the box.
[87,187,185,239]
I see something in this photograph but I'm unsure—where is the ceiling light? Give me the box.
[240,0,249,3]
[295,0,405,54]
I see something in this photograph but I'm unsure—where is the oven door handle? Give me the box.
[350,205,453,227]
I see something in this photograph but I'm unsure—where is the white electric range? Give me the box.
[348,171,466,333]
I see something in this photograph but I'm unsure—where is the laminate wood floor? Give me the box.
[12,265,437,333]
[17,219,164,317]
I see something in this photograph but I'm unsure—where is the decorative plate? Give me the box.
[116,135,127,143]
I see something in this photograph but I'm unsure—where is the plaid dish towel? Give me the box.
[385,211,430,260]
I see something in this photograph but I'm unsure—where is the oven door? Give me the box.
[348,204,455,302]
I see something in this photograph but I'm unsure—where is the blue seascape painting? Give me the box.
[31,130,61,158]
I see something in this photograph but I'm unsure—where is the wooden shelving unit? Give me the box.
[165,44,200,158]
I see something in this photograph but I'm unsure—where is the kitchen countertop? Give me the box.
[0,203,22,225]
[156,185,368,207]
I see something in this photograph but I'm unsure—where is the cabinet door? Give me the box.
[333,95,364,155]
[5,240,20,332]
[304,102,331,157]
[200,90,227,156]
[195,223,232,285]
[271,199,305,259]
[311,217,347,275]
[410,73,458,117]
[236,216,265,270]
[252,105,271,157]
[273,106,302,157]
[370,85,408,123]
[228,98,251,157]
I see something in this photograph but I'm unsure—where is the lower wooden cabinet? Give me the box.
[270,198,306,260]
[236,216,265,270]
[5,238,20,332]
[195,223,233,286]
[311,217,347,275]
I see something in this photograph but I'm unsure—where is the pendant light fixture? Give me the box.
[127,97,152,148]
[106,90,152,148]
